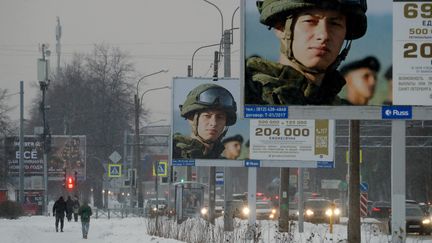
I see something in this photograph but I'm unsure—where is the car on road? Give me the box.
[389,204,432,235]
[255,200,278,220]
[144,198,168,217]
[370,201,391,219]
[303,199,341,224]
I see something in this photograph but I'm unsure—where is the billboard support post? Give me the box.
[247,167,257,231]
[391,120,406,243]
[278,168,290,232]
[298,168,304,233]
[208,167,216,224]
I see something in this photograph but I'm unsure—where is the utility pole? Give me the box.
[133,94,140,207]
[38,44,51,215]
[222,28,234,232]
[55,17,61,77]
[348,120,361,242]
[19,81,24,204]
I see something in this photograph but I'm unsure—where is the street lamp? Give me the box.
[133,70,170,208]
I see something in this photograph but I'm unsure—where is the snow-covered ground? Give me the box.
[1,215,432,243]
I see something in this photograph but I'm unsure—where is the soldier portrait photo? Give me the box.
[243,0,381,106]
[172,78,249,161]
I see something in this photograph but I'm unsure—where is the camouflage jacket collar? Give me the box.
[173,135,225,159]
[246,57,346,105]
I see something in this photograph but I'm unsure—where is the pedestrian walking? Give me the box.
[66,196,73,222]
[78,200,93,239]
[72,196,80,222]
[52,196,67,232]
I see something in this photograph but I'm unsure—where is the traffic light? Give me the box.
[66,176,75,190]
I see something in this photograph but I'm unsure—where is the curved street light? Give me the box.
[136,69,169,95]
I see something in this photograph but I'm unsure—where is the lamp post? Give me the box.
[133,70,169,207]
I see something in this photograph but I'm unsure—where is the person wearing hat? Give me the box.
[340,56,381,105]
[222,134,244,160]
[245,0,368,105]
[383,65,392,105]
[173,83,237,159]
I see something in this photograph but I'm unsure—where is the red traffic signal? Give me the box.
[66,176,74,190]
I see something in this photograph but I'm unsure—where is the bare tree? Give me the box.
[27,44,137,206]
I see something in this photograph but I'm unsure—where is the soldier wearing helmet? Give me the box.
[245,0,368,105]
[173,83,237,159]
[339,56,380,105]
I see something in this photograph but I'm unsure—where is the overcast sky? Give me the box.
[0,0,391,124]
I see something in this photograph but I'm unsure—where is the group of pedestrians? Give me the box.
[52,196,93,239]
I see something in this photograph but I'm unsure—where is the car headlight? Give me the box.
[152,207,157,212]
[306,209,314,216]
[423,218,431,225]
[242,207,250,215]
[200,207,208,215]
[325,208,333,217]
[269,214,274,219]
[334,208,341,216]
[271,209,277,214]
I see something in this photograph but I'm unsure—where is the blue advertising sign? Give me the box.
[381,106,412,119]
[245,160,260,167]
[244,105,288,119]
[317,161,335,169]
[172,159,195,166]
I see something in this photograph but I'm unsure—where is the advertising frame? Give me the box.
[240,0,432,120]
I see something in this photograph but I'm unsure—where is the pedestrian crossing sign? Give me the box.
[152,161,168,177]
[108,164,122,177]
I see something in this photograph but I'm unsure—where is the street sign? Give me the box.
[321,179,341,190]
[360,182,369,192]
[152,161,168,177]
[245,160,260,167]
[382,106,412,119]
[108,164,122,178]
[109,151,122,163]
[216,171,224,185]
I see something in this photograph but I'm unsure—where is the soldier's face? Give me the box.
[346,68,378,100]
[224,141,242,159]
[193,109,227,142]
[292,9,346,70]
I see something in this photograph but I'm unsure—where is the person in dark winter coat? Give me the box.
[52,196,67,232]
[66,196,74,222]
[72,196,80,222]
[78,200,93,239]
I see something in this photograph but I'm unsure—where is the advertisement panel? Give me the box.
[171,77,250,166]
[249,120,335,164]
[6,136,44,175]
[48,136,86,180]
[241,0,427,119]
[6,135,86,180]
[393,1,432,105]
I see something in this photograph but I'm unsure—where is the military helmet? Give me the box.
[257,0,367,40]
[180,83,237,126]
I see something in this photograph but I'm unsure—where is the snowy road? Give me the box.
[1,216,432,243]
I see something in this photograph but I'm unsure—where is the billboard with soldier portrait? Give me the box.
[242,0,432,119]
[171,77,250,165]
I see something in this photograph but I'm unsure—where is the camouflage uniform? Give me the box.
[245,56,346,105]
[173,134,225,159]
[245,0,367,106]
[173,83,237,159]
